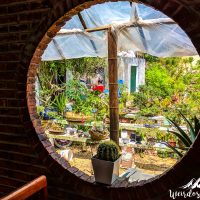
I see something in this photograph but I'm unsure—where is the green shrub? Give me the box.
[36,106,45,115]
[167,112,200,150]
[53,92,67,116]
[65,79,108,120]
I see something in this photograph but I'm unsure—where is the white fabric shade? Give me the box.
[42,2,197,61]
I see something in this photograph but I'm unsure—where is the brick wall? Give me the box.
[0,0,200,199]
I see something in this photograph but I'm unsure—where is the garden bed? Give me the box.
[134,154,177,172]
[57,145,177,177]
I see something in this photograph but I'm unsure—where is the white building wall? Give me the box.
[118,57,146,93]
[101,56,146,92]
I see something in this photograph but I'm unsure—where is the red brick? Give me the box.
[0,14,18,25]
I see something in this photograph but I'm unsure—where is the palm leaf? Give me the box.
[53,93,67,115]
[179,111,196,141]
[167,118,192,146]
[160,141,183,158]
[194,116,200,137]
[168,130,191,147]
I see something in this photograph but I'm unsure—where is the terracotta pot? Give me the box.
[121,118,129,123]
[168,140,176,147]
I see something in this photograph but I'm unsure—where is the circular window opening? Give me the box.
[28,1,200,185]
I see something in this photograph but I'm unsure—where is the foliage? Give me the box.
[166,111,200,157]
[145,64,174,98]
[53,92,68,116]
[63,57,107,79]
[37,62,66,107]
[87,92,108,121]
[65,79,108,120]
[36,106,45,115]
[135,127,173,142]
[46,111,60,120]
[39,57,107,80]
[168,112,200,146]
[133,90,160,116]
[65,79,88,112]
[76,124,91,132]
[157,149,179,159]
[132,55,200,118]
[118,84,133,112]
[37,57,107,107]
[160,142,184,158]
[96,140,120,162]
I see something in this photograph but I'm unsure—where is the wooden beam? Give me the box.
[1,175,48,200]
[57,18,175,36]
[129,18,175,26]
[78,13,87,29]
[52,38,65,59]
[108,28,119,145]
[85,25,111,33]
[57,25,110,36]
[78,12,97,53]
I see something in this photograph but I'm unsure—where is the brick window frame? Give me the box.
[25,0,200,198]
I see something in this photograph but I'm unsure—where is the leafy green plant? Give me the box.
[157,149,179,159]
[132,55,200,119]
[165,111,200,157]
[65,79,108,120]
[96,140,120,162]
[53,92,68,116]
[37,57,107,107]
[119,84,128,106]
[47,111,60,119]
[63,57,107,79]
[76,124,91,132]
[168,113,200,147]
[36,106,45,115]
[65,79,88,113]
[156,130,167,141]
[159,142,184,158]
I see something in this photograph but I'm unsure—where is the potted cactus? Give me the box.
[91,140,121,185]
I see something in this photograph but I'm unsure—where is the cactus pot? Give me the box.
[91,155,121,185]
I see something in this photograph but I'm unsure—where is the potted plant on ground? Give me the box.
[168,134,177,147]
[91,140,121,185]
[162,111,200,158]
[53,92,68,117]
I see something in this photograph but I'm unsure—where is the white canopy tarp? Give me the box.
[42,2,198,61]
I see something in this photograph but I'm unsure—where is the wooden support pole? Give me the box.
[108,28,119,145]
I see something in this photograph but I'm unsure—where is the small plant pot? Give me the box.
[89,130,109,141]
[120,118,130,123]
[120,152,134,169]
[168,140,176,147]
[91,156,121,185]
